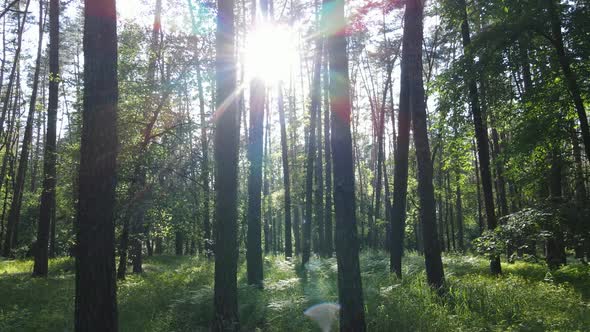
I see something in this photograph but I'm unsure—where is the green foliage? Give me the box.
[473,208,549,259]
[2,253,590,331]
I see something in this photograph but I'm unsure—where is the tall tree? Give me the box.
[75,0,119,330]
[197,58,211,256]
[406,0,445,289]
[246,0,265,286]
[212,0,239,328]
[278,82,293,258]
[323,57,333,257]
[33,0,59,277]
[302,40,321,266]
[390,5,412,278]
[326,0,366,329]
[458,0,501,274]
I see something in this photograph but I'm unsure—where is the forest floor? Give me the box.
[1,252,589,331]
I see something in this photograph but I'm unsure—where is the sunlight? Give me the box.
[244,23,298,84]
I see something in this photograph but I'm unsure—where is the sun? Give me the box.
[244,22,298,84]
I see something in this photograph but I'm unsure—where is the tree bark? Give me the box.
[406,0,445,289]
[327,0,367,329]
[390,0,413,277]
[33,0,59,277]
[75,0,119,330]
[323,58,333,257]
[212,0,239,327]
[278,83,293,258]
[302,39,321,266]
[246,75,264,286]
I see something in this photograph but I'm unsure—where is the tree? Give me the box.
[212,0,240,328]
[75,0,119,330]
[326,0,366,329]
[390,6,412,277]
[246,76,264,286]
[458,0,501,275]
[246,0,266,285]
[33,0,59,277]
[278,83,293,258]
[302,40,321,266]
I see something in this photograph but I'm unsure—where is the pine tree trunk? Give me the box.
[323,63,333,257]
[390,0,413,277]
[327,0,367,329]
[302,39,321,266]
[212,0,239,327]
[406,0,445,289]
[246,76,264,286]
[196,59,211,257]
[75,0,119,329]
[33,0,59,277]
[459,0,501,274]
[278,83,293,258]
[456,176,465,252]
[314,80,324,256]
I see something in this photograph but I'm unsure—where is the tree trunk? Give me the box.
[327,0,367,329]
[323,61,333,257]
[246,75,264,286]
[302,39,321,266]
[459,0,501,274]
[33,0,59,277]
[314,78,324,256]
[197,59,211,257]
[278,83,293,258]
[456,176,465,252]
[75,0,119,329]
[546,148,566,268]
[406,0,445,289]
[213,0,239,327]
[390,0,413,277]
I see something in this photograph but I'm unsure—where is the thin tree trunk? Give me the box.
[459,0,501,274]
[323,58,333,257]
[456,175,464,252]
[0,0,29,139]
[314,78,324,256]
[302,38,321,266]
[33,0,59,277]
[390,0,413,277]
[197,59,211,256]
[278,82,293,258]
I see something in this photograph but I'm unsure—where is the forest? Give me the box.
[0,0,589,330]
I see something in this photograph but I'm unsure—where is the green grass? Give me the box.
[1,252,589,331]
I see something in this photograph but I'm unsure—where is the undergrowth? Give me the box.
[1,252,589,331]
